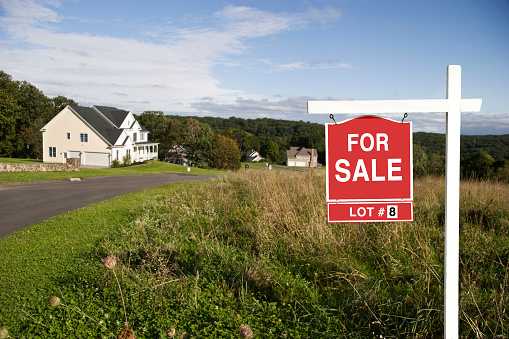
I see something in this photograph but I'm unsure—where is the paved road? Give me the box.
[0,174,216,238]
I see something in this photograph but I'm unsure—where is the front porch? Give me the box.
[133,142,159,162]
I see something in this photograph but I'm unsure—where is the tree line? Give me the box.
[138,113,326,165]
[155,114,509,180]
[413,132,509,181]
[1,70,508,178]
[0,71,77,159]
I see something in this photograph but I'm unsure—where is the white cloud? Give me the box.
[306,5,342,22]
[191,95,352,122]
[461,113,509,135]
[277,60,354,71]
[214,5,301,38]
[0,0,60,25]
[0,1,339,114]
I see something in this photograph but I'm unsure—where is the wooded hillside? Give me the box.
[414,132,509,160]
[1,70,508,178]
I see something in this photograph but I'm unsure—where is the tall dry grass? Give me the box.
[96,170,508,338]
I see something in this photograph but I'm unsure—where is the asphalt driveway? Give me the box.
[0,174,216,238]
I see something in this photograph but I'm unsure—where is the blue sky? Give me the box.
[1,0,508,134]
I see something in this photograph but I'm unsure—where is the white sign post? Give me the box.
[308,65,482,339]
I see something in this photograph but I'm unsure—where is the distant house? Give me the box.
[41,105,158,167]
[165,145,189,166]
[245,149,263,162]
[285,146,319,167]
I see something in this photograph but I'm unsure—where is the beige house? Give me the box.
[41,105,158,167]
[285,146,319,167]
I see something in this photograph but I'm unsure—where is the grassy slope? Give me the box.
[0,160,222,184]
[0,172,508,338]
[0,158,43,164]
[0,182,204,338]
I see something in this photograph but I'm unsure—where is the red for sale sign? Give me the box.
[326,116,413,222]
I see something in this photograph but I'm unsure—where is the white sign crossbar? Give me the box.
[308,98,482,115]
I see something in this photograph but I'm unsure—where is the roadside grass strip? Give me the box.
[0,160,222,184]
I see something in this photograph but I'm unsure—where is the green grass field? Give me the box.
[0,171,507,338]
[0,158,222,184]
[0,158,44,164]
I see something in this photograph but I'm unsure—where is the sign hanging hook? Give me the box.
[330,114,337,125]
[401,112,408,123]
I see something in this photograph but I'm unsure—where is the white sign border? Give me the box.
[327,201,414,223]
[325,116,413,202]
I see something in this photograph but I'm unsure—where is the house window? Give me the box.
[80,133,88,142]
[67,132,71,140]
[116,150,119,160]
[133,133,137,142]
[49,147,56,158]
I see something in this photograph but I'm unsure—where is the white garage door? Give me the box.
[83,152,110,167]
[288,160,295,166]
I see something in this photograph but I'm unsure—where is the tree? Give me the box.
[0,71,19,94]
[226,128,247,152]
[413,144,428,177]
[0,90,21,156]
[493,159,509,182]
[211,134,240,171]
[243,133,260,153]
[263,140,281,163]
[427,153,445,176]
[50,96,78,119]
[137,111,168,159]
[0,71,21,156]
[137,111,167,138]
[183,118,216,167]
[462,151,494,179]
[13,81,52,158]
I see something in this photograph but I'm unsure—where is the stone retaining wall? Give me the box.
[0,162,80,172]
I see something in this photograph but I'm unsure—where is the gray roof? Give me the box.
[69,105,124,146]
[93,106,130,128]
[286,146,317,158]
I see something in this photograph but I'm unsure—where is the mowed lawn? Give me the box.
[0,159,222,184]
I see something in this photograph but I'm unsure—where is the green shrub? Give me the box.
[111,159,122,168]
[122,154,132,166]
